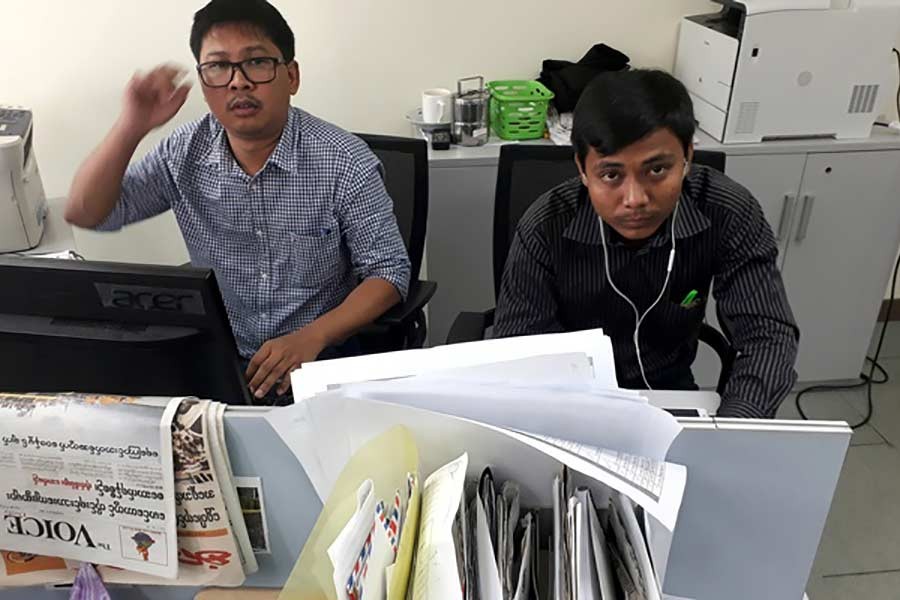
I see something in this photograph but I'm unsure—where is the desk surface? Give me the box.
[645,389,721,415]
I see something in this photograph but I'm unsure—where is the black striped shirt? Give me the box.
[493,165,799,418]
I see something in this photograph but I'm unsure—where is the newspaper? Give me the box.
[100,399,247,587]
[0,395,251,588]
[0,393,180,579]
[207,401,258,575]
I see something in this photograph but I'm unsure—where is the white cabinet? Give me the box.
[694,149,900,386]
[723,154,808,269]
[780,151,900,382]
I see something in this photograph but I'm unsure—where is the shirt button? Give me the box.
[260,313,268,319]
[260,272,268,280]
[255,229,263,237]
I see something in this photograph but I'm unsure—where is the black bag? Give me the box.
[538,43,630,113]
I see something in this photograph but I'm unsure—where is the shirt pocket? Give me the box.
[284,225,343,288]
[668,283,707,311]
[653,282,711,347]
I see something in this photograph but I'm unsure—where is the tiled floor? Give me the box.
[778,322,900,600]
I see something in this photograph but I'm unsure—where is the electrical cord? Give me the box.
[5,250,84,260]
[894,48,900,120]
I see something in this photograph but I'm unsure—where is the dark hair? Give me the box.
[571,69,695,166]
[190,0,295,62]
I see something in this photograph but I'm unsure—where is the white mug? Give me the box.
[422,88,452,124]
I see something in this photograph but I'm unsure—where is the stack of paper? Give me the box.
[271,328,689,600]
[274,399,684,600]
[290,329,620,401]
[556,470,663,600]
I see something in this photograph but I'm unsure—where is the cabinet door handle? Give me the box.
[795,194,815,243]
[777,194,796,242]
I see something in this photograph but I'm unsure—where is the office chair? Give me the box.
[446,144,736,394]
[355,133,437,351]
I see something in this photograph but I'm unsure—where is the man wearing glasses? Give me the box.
[64,0,410,404]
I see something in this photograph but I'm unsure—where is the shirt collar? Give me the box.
[202,107,299,173]
[563,177,711,247]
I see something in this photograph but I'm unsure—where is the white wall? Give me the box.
[4,0,717,264]
[4,1,899,267]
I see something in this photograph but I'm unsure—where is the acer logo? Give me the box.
[108,290,193,311]
[94,284,205,315]
[5,515,98,548]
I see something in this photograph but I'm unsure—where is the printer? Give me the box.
[0,106,46,252]
[674,0,900,143]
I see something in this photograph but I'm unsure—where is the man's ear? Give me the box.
[684,143,695,177]
[575,155,589,187]
[287,60,301,95]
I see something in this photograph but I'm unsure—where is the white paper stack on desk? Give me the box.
[274,409,680,600]
[557,471,663,600]
[270,329,690,600]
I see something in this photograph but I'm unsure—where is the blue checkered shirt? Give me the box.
[96,107,411,358]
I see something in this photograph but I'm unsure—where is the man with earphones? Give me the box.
[493,69,799,419]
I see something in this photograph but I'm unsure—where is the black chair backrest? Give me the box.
[492,145,726,299]
[493,145,578,298]
[356,133,429,280]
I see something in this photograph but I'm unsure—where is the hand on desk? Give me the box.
[246,327,327,398]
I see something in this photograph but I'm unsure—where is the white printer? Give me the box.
[0,106,47,252]
[674,0,900,143]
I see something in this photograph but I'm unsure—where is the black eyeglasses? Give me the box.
[196,57,286,88]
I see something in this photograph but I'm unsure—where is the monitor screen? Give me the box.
[0,256,252,405]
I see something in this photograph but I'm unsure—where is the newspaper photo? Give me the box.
[234,477,270,554]
[0,393,180,579]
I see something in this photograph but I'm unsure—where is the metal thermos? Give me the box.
[452,76,490,147]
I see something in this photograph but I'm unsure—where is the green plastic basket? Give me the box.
[487,80,555,140]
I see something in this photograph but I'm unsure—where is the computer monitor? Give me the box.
[0,256,253,404]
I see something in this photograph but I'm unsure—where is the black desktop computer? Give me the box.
[0,256,253,404]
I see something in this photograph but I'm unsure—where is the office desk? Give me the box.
[9,392,845,600]
[186,403,849,600]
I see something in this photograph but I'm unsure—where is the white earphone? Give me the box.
[595,159,689,389]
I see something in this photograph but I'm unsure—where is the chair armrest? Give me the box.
[446,309,495,344]
[373,280,437,328]
[698,322,737,395]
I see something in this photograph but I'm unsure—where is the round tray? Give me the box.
[405,107,451,131]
